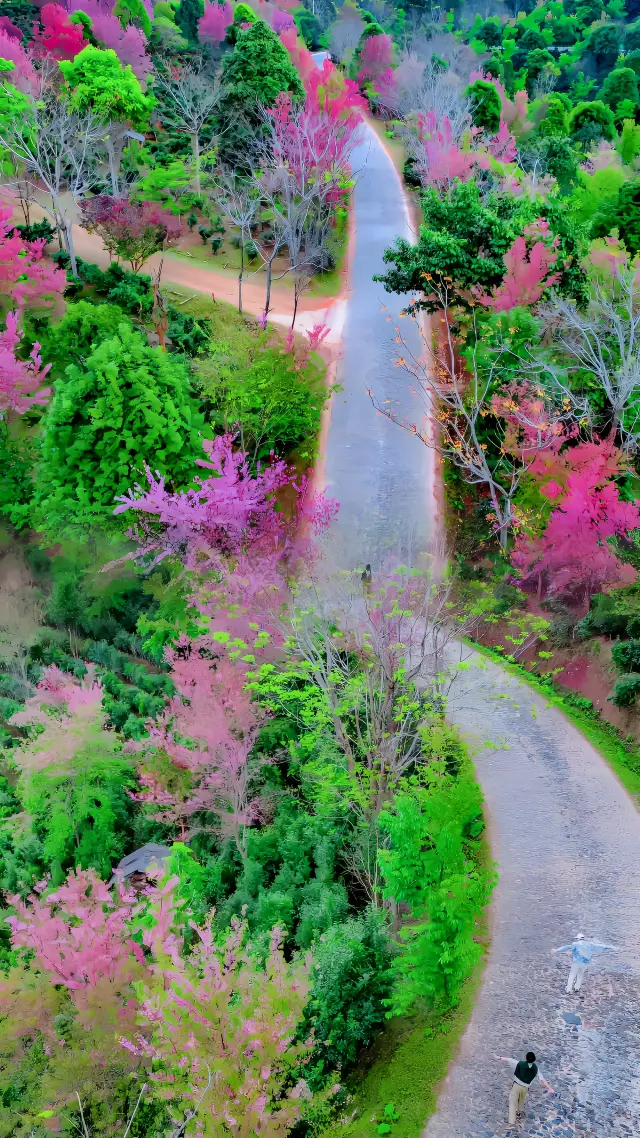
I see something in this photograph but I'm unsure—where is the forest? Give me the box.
[0,0,639,1132]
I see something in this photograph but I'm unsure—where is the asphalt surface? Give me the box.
[323,122,640,1137]
[323,124,436,571]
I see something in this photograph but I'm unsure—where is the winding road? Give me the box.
[324,122,640,1138]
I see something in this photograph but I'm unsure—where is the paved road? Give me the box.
[323,124,640,1136]
[435,657,640,1138]
[323,125,436,570]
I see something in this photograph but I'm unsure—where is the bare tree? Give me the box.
[371,296,574,549]
[212,170,259,313]
[541,268,640,450]
[279,565,474,819]
[0,90,107,275]
[153,61,223,192]
[329,6,365,63]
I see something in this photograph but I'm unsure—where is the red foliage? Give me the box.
[511,439,640,602]
[357,31,393,86]
[474,227,560,312]
[31,3,88,60]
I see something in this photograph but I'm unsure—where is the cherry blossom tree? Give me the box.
[7,868,144,991]
[122,912,321,1138]
[511,439,640,604]
[198,0,233,46]
[134,644,266,855]
[31,3,88,60]
[0,28,37,90]
[0,308,51,415]
[80,194,181,270]
[474,232,560,312]
[0,203,66,307]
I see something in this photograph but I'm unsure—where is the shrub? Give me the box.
[611,639,640,673]
[610,674,640,707]
[303,910,394,1073]
[196,341,328,462]
[465,78,501,133]
[30,324,205,536]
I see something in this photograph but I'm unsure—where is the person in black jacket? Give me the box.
[494,1052,555,1125]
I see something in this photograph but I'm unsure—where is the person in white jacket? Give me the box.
[553,933,618,993]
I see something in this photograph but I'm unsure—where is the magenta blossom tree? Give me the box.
[0,308,51,415]
[511,439,640,604]
[114,434,337,610]
[0,203,65,312]
[31,3,88,60]
[198,0,233,45]
[80,194,181,271]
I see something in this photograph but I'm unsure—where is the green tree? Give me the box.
[42,300,133,377]
[465,77,502,133]
[587,22,622,72]
[568,99,616,146]
[175,0,203,41]
[379,763,495,1012]
[375,181,526,314]
[59,46,154,129]
[295,6,322,48]
[113,0,152,36]
[219,19,304,110]
[537,95,570,137]
[619,116,640,162]
[592,180,640,255]
[601,66,639,110]
[31,324,205,536]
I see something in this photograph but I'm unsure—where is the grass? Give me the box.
[465,638,640,802]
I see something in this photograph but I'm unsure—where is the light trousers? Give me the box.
[567,961,586,992]
[508,1082,529,1124]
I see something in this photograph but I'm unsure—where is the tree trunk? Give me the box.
[265,257,273,316]
[238,240,244,314]
[106,136,119,199]
[291,285,299,329]
[191,132,200,193]
[62,215,78,277]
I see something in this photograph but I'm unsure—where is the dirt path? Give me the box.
[323,123,640,1137]
[67,226,347,340]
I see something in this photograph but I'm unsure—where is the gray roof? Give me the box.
[111,843,173,882]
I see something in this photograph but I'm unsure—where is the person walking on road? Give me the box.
[495,1052,555,1126]
[553,933,618,993]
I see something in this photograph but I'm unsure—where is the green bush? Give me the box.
[196,340,329,462]
[610,673,640,707]
[30,323,205,536]
[611,639,640,672]
[303,910,395,1073]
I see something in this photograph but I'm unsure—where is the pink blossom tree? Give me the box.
[80,194,181,271]
[357,31,393,87]
[0,308,51,415]
[511,439,640,604]
[7,868,144,990]
[0,28,37,90]
[134,644,266,856]
[198,0,233,45]
[122,911,320,1138]
[0,205,66,309]
[31,3,88,60]
[474,232,560,312]
[114,434,337,610]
